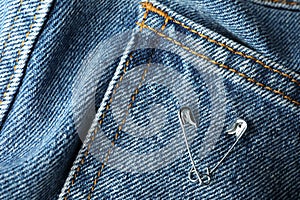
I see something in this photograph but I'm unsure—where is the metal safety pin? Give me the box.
[178,107,247,186]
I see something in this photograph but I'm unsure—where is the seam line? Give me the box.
[0,0,23,103]
[140,2,300,88]
[261,0,300,5]
[64,53,134,200]
[137,22,300,106]
[0,0,43,105]
[63,2,300,198]
[87,53,153,200]
[0,0,23,62]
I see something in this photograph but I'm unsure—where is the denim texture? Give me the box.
[60,0,300,199]
[0,0,53,125]
[0,0,56,199]
[0,0,299,199]
[0,0,141,199]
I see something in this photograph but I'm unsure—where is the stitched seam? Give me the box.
[0,0,23,62]
[137,22,300,106]
[63,2,299,197]
[87,54,153,200]
[0,0,43,105]
[63,53,134,200]
[140,2,300,88]
[139,6,149,31]
[261,0,300,6]
[0,0,23,103]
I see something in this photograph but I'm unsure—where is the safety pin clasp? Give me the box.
[227,118,247,138]
[207,118,247,176]
[178,107,197,128]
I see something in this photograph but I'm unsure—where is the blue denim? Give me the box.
[0,0,300,199]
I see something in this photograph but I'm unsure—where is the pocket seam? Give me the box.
[86,52,153,200]
[137,22,300,106]
[64,53,135,199]
[141,2,300,88]
[259,0,300,6]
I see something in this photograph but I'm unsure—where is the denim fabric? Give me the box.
[0,0,141,199]
[0,0,299,199]
[60,0,300,199]
[0,0,55,199]
[0,0,53,125]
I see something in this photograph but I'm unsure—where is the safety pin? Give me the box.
[178,107,247,186]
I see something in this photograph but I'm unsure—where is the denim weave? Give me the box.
[0,0,299,199]
[59,0,300,199]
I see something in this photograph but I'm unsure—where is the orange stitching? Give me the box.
[87,54,152,200]
[139,6,149,31]
[0,0,41,105]
[64,2,299,197]
[161,17,169,31]
[0,0,23,61]
[0,0,23,104]
[140,2,300,88]
[136,22,300,106]
[64,53,133,200]
[262,0,300,6]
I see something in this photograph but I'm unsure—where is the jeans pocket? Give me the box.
[61,1,300,199]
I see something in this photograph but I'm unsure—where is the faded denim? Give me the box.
[0,0,299,199]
